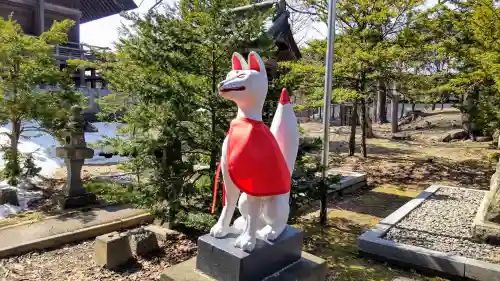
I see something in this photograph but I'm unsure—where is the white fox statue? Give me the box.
[209,51,299,252]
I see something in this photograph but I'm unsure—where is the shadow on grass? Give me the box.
[294,216,437,281]
[335,189,414,219]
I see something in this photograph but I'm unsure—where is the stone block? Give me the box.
[56,147,94,159]
[144,224,179,241]
[54,192,98,209]
[0,188,19,206]
[339,181,367,196]
[196,225,303,281]
[358,235,466,277]
[94,231,133,269]
[128,228,159,256]
[160,251,326,281]
[465,257,500,281]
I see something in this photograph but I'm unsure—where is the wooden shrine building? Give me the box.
[0,0,138,87]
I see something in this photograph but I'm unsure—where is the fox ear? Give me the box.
[248,52,265,73]
[232,52,247,70]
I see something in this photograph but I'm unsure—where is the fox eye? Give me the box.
[237,73,245,78]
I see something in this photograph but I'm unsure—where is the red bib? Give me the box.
[226,117,291,196]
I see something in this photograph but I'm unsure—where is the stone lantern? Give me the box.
[55,105,97,209]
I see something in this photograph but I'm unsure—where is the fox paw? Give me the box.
[234,232,256,252]
[257,224,285,240]
[210,223,229,238]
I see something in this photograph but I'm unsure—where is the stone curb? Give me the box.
[327,170,367,194]
[357,185,500,281]
[0,212,153,259]
[472,173,500,242]
[0,203,121,232]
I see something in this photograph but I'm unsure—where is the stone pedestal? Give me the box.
[54,192,98,209]
[161,225,327,281]
[55,114,98,209]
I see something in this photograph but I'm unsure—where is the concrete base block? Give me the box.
[144,224,179,241]
[55,192,98,209]
[160,251,327,281]
[129,229,159,256]
[339,181,367,196]
[94,231,133,269]
[196,225,303,281]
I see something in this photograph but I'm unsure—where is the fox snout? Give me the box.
[219,77,246,94]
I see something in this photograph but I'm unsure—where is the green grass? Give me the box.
[84,180,139,205]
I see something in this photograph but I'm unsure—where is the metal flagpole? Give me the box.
[320,0,337,225]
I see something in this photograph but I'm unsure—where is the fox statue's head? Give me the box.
[219,51,268,120]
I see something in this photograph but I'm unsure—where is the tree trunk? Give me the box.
[411,102,416,111]
[463,90,480,140]
[372,93,378,123]
[377,80,388,124]
[360,100,367,158]
[391,93,400,134]
[319,107,322,120]
[441,100,444,110]
[348,103,358,156]
[331,104,335,121]
[432,103,436,110]
[7,119,22,186]
[359,104,374,138]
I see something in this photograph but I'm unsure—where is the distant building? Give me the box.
[0,0,137,87]
[1,0,137,119]
[228,0,301,76]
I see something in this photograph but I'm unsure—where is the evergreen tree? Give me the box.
[99,2,275,225]
[0,17,83,185]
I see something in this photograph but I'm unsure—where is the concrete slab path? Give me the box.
[0,205,153,258]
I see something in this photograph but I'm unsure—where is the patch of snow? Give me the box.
[0,181,44,219]
[0,122,127,178]
[0,121,127,219]
[0,204,21,219]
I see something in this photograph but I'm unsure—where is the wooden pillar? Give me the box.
[75,14,81,43]
[340,105,345,125]
[79,44,86,88]
[35,0,45,35]
[90,70,96,88]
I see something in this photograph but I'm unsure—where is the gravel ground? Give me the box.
[0,235,196,281]
[385,187,500,263]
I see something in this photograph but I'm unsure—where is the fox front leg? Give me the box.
[258,192,290,240]
[210,179,240,237]
[234,194,261,252]
[210,137,240,238]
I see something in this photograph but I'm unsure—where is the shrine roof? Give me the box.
[80,0,138,23]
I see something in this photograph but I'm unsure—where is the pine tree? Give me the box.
[99,2,275,225]
[0,17,83,185]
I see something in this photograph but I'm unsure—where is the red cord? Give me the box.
[211,161,224,214]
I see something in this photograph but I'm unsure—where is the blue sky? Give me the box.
[80,0,437,49]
